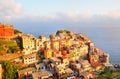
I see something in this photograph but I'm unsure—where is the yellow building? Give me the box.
[44,50,53,59]
[66,39,73,47]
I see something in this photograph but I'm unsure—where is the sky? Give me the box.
[0,0,120,36]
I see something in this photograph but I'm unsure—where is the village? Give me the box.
[0,24,113,79]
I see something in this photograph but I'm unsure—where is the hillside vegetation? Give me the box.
[95,67,120,79]
[0,40,21,55]
[14,29,22,34]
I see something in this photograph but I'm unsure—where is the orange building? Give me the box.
[44,49,53,59]
[0,24,14,39]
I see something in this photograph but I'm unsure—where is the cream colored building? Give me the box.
[23,53,37,64]
[44,41,51,49]
[79,45,88,56]
[39,35,47,42]
[21,34,39,55]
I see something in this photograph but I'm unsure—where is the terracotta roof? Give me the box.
[91,62,101,67]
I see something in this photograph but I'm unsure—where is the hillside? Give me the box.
[0,40,21,55]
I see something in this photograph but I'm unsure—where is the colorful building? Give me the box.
[20,34,39,55]
[18,67,36,79]
[0,24,14,39]
[51,40,59,50]
[44,49,53,59]
[44,41,51,50]
[23,53,37,64]
[32,70,53,79]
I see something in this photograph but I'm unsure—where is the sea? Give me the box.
[31,26,120,64]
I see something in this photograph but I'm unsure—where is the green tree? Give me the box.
[3,61,21,79]
[14,29,22,34]
[12,65,21,78]
[96,67,113,79]
[3,61,14,79]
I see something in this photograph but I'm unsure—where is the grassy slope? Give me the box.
[0,39,23,61]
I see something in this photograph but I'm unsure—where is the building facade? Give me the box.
[23,53,37,64]
[0,24,14,39]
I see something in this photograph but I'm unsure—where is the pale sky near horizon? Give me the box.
[1,0,120,19]
[18,0,120,15]
[0,0,120,35]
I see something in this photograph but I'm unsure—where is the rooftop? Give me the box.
[35,63,45,69]
[32,70,52,78]
[18,67,36,74]
[23,53,36,59]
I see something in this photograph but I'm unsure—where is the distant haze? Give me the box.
[0,0,120,33]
